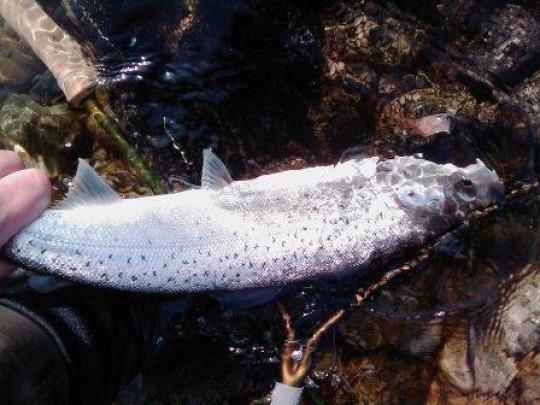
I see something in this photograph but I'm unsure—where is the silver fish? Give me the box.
[3,150,503,293]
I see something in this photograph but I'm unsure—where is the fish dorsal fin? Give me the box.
[201,149,233,190]
[55,159,121,209]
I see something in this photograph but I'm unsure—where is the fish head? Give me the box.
[393,157,504,223]
[449,159,505,211]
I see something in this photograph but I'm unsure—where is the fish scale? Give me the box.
[3,150,503,293]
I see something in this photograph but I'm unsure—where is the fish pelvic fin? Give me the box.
[201,149,233,190]
[54,159,121,209]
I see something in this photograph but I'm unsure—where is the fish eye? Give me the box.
[454,178,476,201]
[461,178,473,188]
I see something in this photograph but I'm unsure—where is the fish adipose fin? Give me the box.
[55,159,121,209]
[201,149,233,190]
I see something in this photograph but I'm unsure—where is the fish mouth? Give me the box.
[474,183,505,209]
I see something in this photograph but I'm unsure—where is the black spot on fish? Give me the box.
[131,276,138,281]
[262,262,267,268]
[222,273,227,278]
[143,272,148,276]
[70,267,76,272]
[171,253,176,260]
[184,278,189,283]
[28,240,34,246]
[282,241,286,247]
[163,263,167,269]
[152,271,157,276]
[236,273,240,278]
[85,261,91,267]
[204,271,209,276]
[98,260,104,265]
[40,249,47,254]
[109,254,113,259]
[118,272,123,278]
[182,260,189,265]
[141,255,146,261]
[75,249,81,255]
[127,257,132,264]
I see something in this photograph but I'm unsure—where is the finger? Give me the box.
[0,150,24,179]
[0,261,14,277]
[0,168,51,246]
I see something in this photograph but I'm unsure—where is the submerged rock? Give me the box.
[0,17,44,95]
[0,94,83,176]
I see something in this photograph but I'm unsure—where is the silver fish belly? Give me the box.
[3,150,503,293]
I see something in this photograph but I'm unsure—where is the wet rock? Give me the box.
[0,17,44,94]
[512,69,540,174]
[438,323,475,393]
[0,94,84,176]
[515,352,540,404]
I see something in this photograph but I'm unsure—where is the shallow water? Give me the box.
[0,0,539,404]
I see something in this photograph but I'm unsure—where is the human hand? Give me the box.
[0,150,51,277]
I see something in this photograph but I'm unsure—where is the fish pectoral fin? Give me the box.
[54,159,122,209]
[201,149,233,190]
